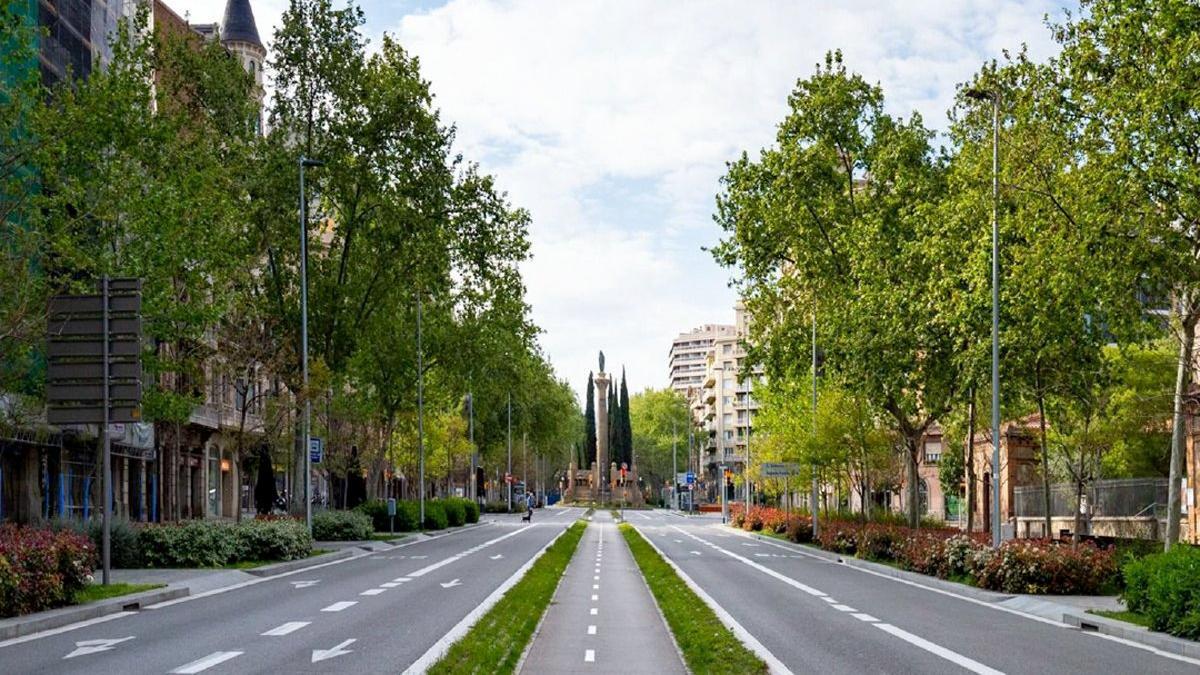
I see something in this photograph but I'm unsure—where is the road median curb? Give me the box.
[0,586,188,641]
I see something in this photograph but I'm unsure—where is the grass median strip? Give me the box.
[620,523,767,674]
[429,520,586,675]
[73,582,165,604]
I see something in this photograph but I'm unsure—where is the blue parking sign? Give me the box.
[309,437,323,464]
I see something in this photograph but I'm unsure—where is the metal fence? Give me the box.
[1014,478,1167,519]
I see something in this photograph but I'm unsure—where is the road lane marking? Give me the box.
[290,580,319,589]
[169,651,243,673]
[590,607,598,615]
[393,577,412,583]
[408,526,534,578]
[820,597,837,603]
[675,525,1006,675]
[1086,632,1200,667]
[594,575,600,580]
[876,624,1003,675]
[440,579,463,588]
[262,622,310,636]
[832,604,857,612]
[312,638,356,663]
[588,625,597,635]
[403,521,577,675]
[591,594,599,601]
[63,636,134,659]
[381,582,403,588]
[322,601,357,612]
[0,612,136,650]
[585,649,596,662]
[593,584,599,589]
[360,588,387,596]
[853,613,879,622]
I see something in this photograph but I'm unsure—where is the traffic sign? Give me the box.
[762,462,801,477]
[309,437,323,464]
[686,472,696,485]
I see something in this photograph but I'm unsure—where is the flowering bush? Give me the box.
[785,515,813,543]
[0,524,95,617]
[970,539,1116,595]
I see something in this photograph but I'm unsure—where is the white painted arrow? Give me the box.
[489,554,503,560]
[440,578,462,588]
[290,580,320,589]
[311,638,356,663]
[64,636,134,659]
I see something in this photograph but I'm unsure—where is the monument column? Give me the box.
[595,370,611,492]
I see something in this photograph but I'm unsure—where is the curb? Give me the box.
[0,586,188,641]
[244,548,355,577]
[731,526,1200,660]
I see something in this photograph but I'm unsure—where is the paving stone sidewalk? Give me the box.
[520,511,686,674]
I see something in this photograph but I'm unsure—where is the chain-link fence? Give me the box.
[1014,477,1167,519]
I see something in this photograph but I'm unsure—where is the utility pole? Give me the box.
[811,313,820,538]
[672,418,678,511]
[417,293,425,526]
[507,392,513,512]
[298,156,323,536]
[467,391,475,503]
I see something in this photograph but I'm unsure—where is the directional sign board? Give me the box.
[686,471,696,485]
[309,437,323,464]
[46,279,142,426]
[761,462,801,477]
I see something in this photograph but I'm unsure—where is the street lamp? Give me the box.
[299,156,323,536]
[811,313,820,538]
[417,292,425,527]
[966,86,1002,548]
[507,392,513,513]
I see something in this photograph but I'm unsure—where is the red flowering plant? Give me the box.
[971,539,1117,595]
[0,524,95,617]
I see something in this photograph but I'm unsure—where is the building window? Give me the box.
[924,441,942,464]
[723,344,732,354]
[723,414,733,426]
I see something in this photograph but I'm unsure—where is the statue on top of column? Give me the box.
[599,350,605,373]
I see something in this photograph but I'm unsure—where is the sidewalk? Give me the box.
[520,511,685,674]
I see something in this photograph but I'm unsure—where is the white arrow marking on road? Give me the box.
[489,554,504,559]
[440,578,462,588]
[311,638,356,663]
[290,580,320,589]
[64,636,134,659]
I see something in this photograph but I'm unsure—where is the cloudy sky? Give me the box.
[174,0,1067,398]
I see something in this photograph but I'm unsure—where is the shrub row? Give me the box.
[53,518,311,568]
[1123,545,1200,640]
[312,510,374,541]
[351,498,482,536]
[735,506,1117,595]
[0,524,95,617]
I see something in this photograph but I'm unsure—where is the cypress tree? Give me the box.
[584,372,597,465]
[608,381,618,465]
[620,369,633,467]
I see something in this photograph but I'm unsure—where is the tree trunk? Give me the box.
[906,435,920,528]
[1073,445,1087,545]
[966,391,976,533]
[1166,300,1196,551]
[1036,375,1052,539]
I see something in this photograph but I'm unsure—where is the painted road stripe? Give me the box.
[591,594,599,601]
[876,623,1003,675]
[853,613,880,622]
[590,607,598,615]
[381,582,403,588]
[587,625,597,635]
[261,621,309,636]
[832,604,857,612]
[407,525,534,578]
[585,649,596,662]
[321,601,357,612]
[675,526,1005,675]
[169,651,243,673]
[360,588,387,596]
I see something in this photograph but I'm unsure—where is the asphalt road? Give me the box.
[0,507,583,675]
[625,510,1200,675]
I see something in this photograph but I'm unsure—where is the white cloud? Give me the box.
[169,0,1066,399]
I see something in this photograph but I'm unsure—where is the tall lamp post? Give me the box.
[966,86,1002,548]
[299,156,323,535]
[417,293,425,526]
[507,392,513,512]
[811,313,819,538]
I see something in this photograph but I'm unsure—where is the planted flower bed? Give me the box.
[0,524,95,618]
[732,505,1117,595]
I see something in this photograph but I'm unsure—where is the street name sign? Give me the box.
[762,462,801,477]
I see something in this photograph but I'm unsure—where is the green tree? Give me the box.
[584,372,596,466]
[629,388,690,498]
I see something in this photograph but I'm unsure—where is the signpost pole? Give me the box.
[101,276,111,586]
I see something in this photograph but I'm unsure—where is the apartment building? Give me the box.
[668,323,735,399]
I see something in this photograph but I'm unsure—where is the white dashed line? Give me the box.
[261,621,309,636]
[360,588,386,596]
[585,649,596,662]
[169,651,243,673]
[321,601,357,612]
[591,594,599,601]
[590,608,598,615]
[875,623,1003,675]
[832,604,856,612]
[381,582,403,588]
[587,625,597,635]
[853,613,880,622]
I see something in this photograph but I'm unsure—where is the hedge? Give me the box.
[0,524,95,617]
[312,510,374,541]
[1123,545,1200,639]
[423,501,449,530]
[139,519,311,567]
[440,499,466,527]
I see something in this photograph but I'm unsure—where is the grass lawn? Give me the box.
[429,520,586,674]
[73,582,164,604]
[621,523,768,674]
[372,532,410,542]
[1089,609,1153,628]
